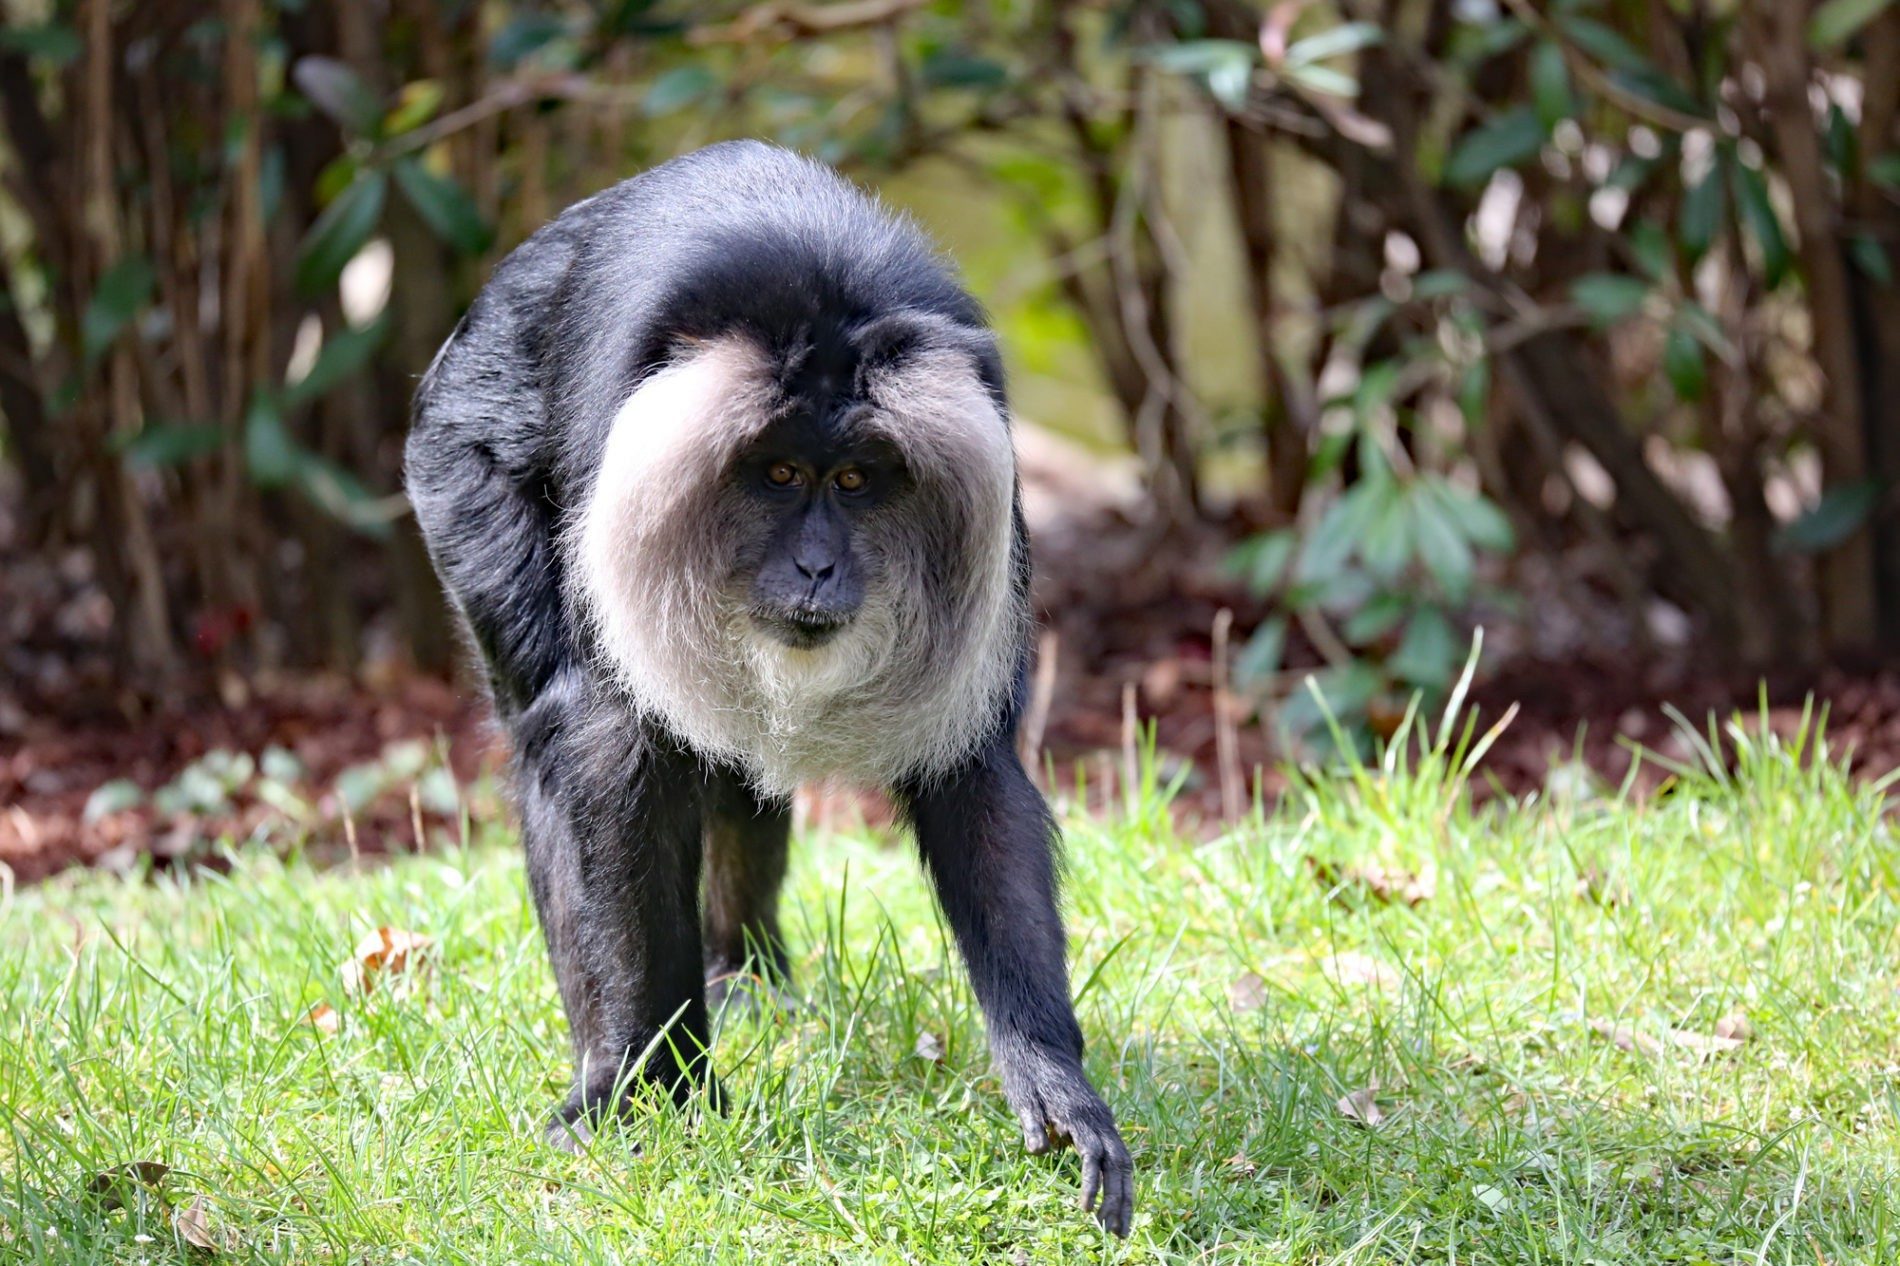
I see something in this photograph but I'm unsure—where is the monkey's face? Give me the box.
[731,411,914,650]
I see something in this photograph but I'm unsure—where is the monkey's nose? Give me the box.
[793,557,835,583]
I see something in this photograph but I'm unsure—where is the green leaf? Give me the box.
[1412,270,1471,300]
[1444,108,1545,189]
[1731,162,1790,288]
[393,158,492,256]
[118,422,224,469]
[81,256,155,363]
[244,393,299,488]
[1570,273,1651,326]
[83,778,144,822]
[1227,529,1298,596]
[384,80,445,137]
[1775,481,1883,553]
[1410,491,1476,600]
[284,314,392,410]
[1529,41,1574,129]
[489,13,571,69]
[1629,221,1672,281]
[1280,62,1356,98]
[295,170,387,297]
[1360,481,1413,582]
[1298,483,1383,585]
[1457,356,1490,427]
[1344,593,1409,643]
[1146,38,1255,73]
[920,50,1008,89]
[1608,67,1708,120]
[1554,16,1649,73]
[298,455,397,539]
[1285,22,1383,65]
[1662,323,1707,401]
[1809,0,1893,50]
[1390,607,1460,689]
[1871,153,1900,188]
[645,66,718,116]
[291,57,383,138]
[1430,481,1516,553]
[1147,40,1256,107]
[1850,234,1893,284]
[1678,161,1726,263]
[1353,360,1401,421]
[1234,615,1288,686]
[0,22,81,65]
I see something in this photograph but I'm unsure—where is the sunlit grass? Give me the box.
[3,709,1898,1263]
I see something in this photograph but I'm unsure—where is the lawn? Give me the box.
[3,710,1899,1263]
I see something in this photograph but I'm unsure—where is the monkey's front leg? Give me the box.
[902,741,1134,1236]
[520,706,715,1147]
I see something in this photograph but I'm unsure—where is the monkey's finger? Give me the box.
[1018,1108,1051,1154]
[1079,1148,1102,1215]
[1104,1159,1134,1237]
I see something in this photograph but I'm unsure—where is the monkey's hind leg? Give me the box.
[518,697,716,1151]
[701,769,794,1017]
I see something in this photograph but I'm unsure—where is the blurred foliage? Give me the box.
[0,0,1897,752]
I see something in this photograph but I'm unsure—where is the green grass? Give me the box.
[4,711,1900,1263]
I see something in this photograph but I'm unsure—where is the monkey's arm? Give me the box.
[902,741,1134,1236]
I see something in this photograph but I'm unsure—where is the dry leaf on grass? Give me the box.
[1224,1151,1258,1177]
[339,926,434,995]
[176,1195,217,1251]
[86,1161,170,1210]
[1714,1012,1753,1042]
[1335,1085,1385,1128]
[1307,857,1435,907]
[1576,865,1626,908]
[912,1030,945,1063]
[1227,971,1268,1012]
[1590,1018,1745,1059]
[1322,951,1402,992]
[303,1002,339,1034]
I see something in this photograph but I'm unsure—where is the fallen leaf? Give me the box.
[1576,865,1626,908]
[303,1002,339,1034]
[176,1195,216,1251]
[86,1161,170,1211]
[339,926,434,995]
[1224,1150,1257,1177]
[1227,971,1268,1012]
[1714,1012,1753,1043]
[1472,1181,1510,1212]
[1336,1085,1385,1128]
[1590,1019,1661,1057]
[1663,1026,1744,1057]
[912,1030,945,1063]
[1308,857,1434,907]
[1590,1018,1744,1059]
[1321,951,1401,992]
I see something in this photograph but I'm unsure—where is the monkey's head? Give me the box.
[570,317,1026,796]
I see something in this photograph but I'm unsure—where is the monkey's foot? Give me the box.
[995,1040,1135,1237]
[706,969,801,1023]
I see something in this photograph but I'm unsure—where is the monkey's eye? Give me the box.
[766,462,800,488]
[834,468,867,494]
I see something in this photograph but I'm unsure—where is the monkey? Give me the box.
[404,140,1133,1235]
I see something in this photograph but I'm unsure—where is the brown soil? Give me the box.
[5,428,1896,884]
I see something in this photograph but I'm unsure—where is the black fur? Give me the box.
[406,141,1132,1234]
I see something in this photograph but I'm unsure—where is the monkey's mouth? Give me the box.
[752,605,854,650]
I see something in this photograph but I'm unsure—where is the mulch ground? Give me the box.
[7,433,1899,884]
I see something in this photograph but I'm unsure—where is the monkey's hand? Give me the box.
[994,1038,1134,1236]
